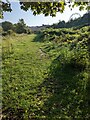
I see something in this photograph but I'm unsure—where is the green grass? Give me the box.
[2,26,90,119]
[2,34,51,119]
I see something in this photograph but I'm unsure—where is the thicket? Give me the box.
[1,19,31,36]
[40,26,90,117]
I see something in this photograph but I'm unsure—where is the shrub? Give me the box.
[2,31,8,36]
[2,30,16,36]
[7,30,16,35]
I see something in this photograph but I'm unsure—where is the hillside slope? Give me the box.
[50,12,90,29]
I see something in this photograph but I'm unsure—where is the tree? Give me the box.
[15,19,31,34]
[1,1,89,18]
[1,19,31,35]
[2,21,13,31]
[15,19,27,34]
[57,20,65,28]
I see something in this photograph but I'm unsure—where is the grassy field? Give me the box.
[2,26,90,119]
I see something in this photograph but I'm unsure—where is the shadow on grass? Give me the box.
[36,56,89,119]
[2,56,89,119]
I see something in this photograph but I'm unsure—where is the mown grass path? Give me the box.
[2,34,51,119]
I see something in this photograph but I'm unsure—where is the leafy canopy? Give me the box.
[0,1,89,18]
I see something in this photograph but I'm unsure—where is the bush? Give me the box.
[2,31,8,36]
[7,30,16,35]
[2,30,16,36]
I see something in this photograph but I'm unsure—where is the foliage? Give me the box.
[50,12,90,28]
[1,1,89,18]
[40,26,89,118]
[15,19,27,34]
[1,19,32,35]
[2,29,16,36]
[2,21,14,31]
